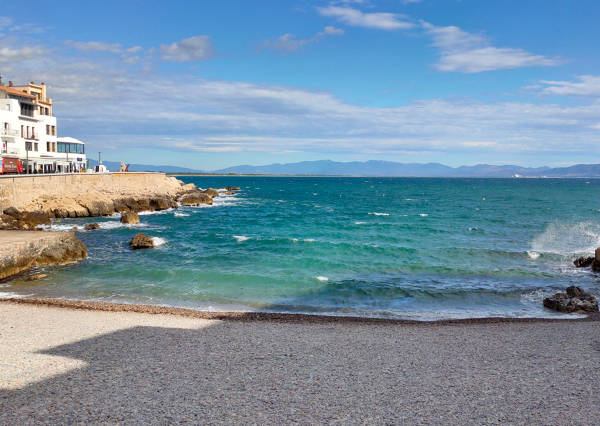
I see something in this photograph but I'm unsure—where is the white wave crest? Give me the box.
[152,237,167,247]
[174,212,189,217]
[419,213,429,217]
[315,276,329,282]
[354,221,367,225]
[304,238,315,242]
[369,212,389,216]
[531,221,600,256]
[233,235,249,242]
[527,251,540,259]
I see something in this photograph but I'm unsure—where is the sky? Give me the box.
[1,0,599,170]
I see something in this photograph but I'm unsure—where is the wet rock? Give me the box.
[223,191,236,195]
[84,223,100,230]
[226,186,241,191]
[130,233,154,249]
[592,248,600,272]
[3,207,21,218]
[150,197,177,211]
[574,256,594,267]
[202,188,220,198]
[178,191,213,206]
[82,200,114,216]
[26,273,48,281]
[120,212,140,224]
[543,286,599,313]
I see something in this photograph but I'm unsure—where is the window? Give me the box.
[31,128,35,139]
[57,142,65,153]
[47,142,50,151]
[52,125,56,136]
[46,125,50,135]
[34,142,38,151]
[53,142,56,152]
[26,141,32,151]
[21,125,24,138]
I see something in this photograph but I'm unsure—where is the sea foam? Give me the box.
[233,235,250,242]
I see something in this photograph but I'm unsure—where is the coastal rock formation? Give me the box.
[592,248,600,272]
[226,186,241,191]
[121,212,140,224]
[130,233,154,249]
[178,191,213,206]
[84,223,100,230]
[202,188,220,198]
[543,286,599,313]
[574,256,594,267]
[0,173,194,220]
[0,208,50,230]
[0,231,87,280]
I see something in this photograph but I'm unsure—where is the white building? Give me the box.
[0,80,86,174]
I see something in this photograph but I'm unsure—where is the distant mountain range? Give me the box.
[214,160,600,178]
[91,159,600,178]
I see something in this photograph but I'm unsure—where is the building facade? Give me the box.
[0,80,86,173]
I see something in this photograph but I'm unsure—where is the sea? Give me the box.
[2,177,600,320]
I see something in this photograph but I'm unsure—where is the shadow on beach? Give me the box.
[2,314,600,424]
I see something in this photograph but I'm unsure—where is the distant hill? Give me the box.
[215,160,599,177]
[88,159,600,177]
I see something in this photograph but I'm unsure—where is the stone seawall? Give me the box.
[0,172,192,218]
[0,231,87,280]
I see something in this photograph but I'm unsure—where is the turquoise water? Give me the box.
[3,177,600,320]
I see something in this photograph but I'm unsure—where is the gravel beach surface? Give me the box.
[1,301,599,424]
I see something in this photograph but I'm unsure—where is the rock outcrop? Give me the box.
[592,248,600,272]
[202,188,220,198]
[121,212,140,224]
[0,231,87,280]
[543,286,599,313]
[130,233,154,249]
[178,191,213,206]
[574,256,594,267]
[0,208,50,230]
[84,223,100,230]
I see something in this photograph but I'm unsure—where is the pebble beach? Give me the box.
[1,301,599,424]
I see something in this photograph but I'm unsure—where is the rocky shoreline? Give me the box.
[0,172,239,279]
[0,231,87,280]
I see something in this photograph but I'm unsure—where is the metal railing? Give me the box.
[0,129,19,137]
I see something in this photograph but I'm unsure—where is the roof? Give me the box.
[57,136,85,144]
[0,86,36,99]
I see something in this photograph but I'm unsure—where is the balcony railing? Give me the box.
[0,129,19,137]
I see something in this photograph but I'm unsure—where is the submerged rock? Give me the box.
[26,273,48,281]
[84,223,100,230]
[120,212,140,224]
[226,186,240,191]
[574,256,594,267]
[543,286,599,313]
[130,233,154,249]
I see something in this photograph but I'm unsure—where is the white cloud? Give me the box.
[317,6,413,30]
[159,36,215,62]
[66,41,123,54]
[65,40,143,64]
[422,22,560,73]
[0,46,44,64]
[538,75,600,97]
[263,26,344,52]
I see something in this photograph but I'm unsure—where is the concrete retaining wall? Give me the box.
[0,172,183,211]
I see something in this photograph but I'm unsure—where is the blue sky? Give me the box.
[1,0,599,169]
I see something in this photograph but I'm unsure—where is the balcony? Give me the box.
[0,129,20,138]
